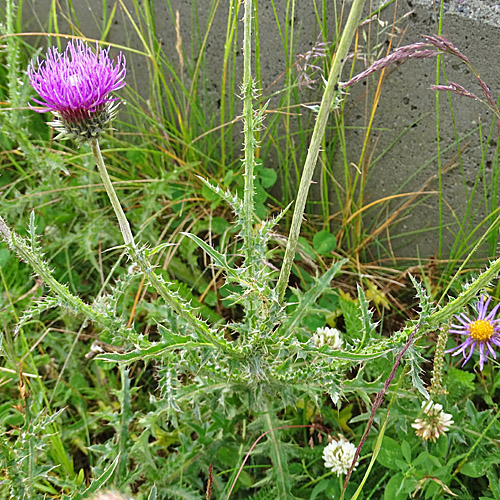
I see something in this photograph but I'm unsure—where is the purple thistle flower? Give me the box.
[446,295,500,371]
[28,39,126,143]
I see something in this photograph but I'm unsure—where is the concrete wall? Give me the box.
[21,0,500,259]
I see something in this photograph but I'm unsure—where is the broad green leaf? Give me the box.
[461,456,500,478]
[259,167,277,188]
[313,230,337,255]
[413,452,442,474]
[311,479,330,500]
[376,436,401,470]
[384,472,411,500]
[401,440,411,463]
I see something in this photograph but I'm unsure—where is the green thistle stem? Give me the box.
[0,216,127,337]
[276,0,366,302]
[91,139,134,246]
[242,0,256,269]
[428,256,500,327]
[90,139,230,352]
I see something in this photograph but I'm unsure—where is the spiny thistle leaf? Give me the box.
[409,274,436,321]
[94,337,207,364]
[259,203,292,244]
[355,284,379,352]
[278,259,347,337]
[15,295,60,334]
[181,232,241,281]
[196,175,244,216]
[404,343,429,399]
[0,215,132,341]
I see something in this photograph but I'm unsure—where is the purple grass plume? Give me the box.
[446,295,500,371]
[28,39,126,143]
[342,33,499,119]
[422,34,469,64]
[430,82,479,100]
[296,38,328,90]
[341,41,439,87]
[426,35,498,111]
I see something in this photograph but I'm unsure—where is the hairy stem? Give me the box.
[428,257,500,327]
[242,0,256,270]
[276,0,366,302]
[0,216,128,337]
[90,139,229,351]
[91,138,135,246]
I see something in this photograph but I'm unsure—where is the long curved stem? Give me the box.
[276,0,366,302]
[428,256,500,327]
[242,0,256,270]
[91,139,135,247]
[90,138,229,352]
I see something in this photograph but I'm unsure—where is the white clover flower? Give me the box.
[312,327,343,349]
[411,400,454,442]
[322,436,358,476]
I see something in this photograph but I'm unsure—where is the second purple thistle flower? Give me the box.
[27,39,126,143]
[446,294,500,371]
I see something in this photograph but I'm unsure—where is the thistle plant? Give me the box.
[26,37,228,353]
[3,2,500,498]
[27,40,133,242]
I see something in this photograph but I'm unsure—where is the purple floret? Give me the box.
[28,39,126,122]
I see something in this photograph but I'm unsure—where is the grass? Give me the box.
[1,0,500,499]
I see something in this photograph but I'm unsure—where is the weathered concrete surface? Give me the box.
[345,0,500,260]
[21,0,500,259]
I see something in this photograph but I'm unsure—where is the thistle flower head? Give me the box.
[28,39,126,143]
[312,326,343,349]
[322,436,358,476]
[446,294,500,371]
[411,400,453,442]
